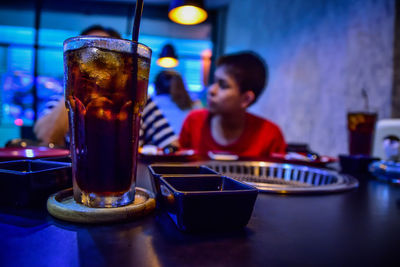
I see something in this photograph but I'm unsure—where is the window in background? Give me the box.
[0,25,35,127]
[138,35,212,98]
[0,25,212,128]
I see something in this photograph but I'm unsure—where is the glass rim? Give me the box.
[63,36,152,56]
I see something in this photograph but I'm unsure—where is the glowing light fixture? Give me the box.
[156,44,179,68]
[168,0,208,25]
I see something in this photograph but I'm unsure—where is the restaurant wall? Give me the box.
[224,0,395,156]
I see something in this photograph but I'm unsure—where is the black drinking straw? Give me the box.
[131,0,144,102]
[132,0,144,42]
[130,0,144,143]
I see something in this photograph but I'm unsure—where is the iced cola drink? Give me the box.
[347,112,377,156]
[64,37,151,207]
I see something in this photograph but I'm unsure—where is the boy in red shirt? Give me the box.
[179,51,286,158]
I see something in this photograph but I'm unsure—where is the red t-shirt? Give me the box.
[179,109,286,158]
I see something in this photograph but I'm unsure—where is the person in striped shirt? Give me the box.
[139,97,178,148]
[34,25,178,150]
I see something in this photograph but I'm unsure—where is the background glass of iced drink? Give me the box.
[64,36,151,207]
[347,112,377,156]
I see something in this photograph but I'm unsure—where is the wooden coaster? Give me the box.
[47,187,156,224]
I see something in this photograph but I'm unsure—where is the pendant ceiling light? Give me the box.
[156,44,179,68]
[168,0,208,25]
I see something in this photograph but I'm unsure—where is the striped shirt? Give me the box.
[139,97,178,148]
[41,95,178,148]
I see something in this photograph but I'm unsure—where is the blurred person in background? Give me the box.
[34,25,178,150]
[153,70,202,135]
[179,51,286,158]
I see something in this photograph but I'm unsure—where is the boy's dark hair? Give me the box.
[216,51,268,104]
[80,25,122,39]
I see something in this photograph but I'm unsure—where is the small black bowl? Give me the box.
[159,175,258,232]
[148,164,218,176]
[0,160,71,207]
[148,164,218,199]
[339,154,380,179]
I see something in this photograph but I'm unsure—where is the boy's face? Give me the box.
[207,66,253,115]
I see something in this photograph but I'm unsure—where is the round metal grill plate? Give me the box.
[186,161,358,194]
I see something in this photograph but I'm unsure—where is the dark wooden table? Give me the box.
[1,162,400,267]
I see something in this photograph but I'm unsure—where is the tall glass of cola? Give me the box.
[64,36,151,207]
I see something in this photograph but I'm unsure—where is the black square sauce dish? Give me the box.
[158,174,258,232]
[0,160,71,207]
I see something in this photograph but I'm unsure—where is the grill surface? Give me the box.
[186,161,358,194]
